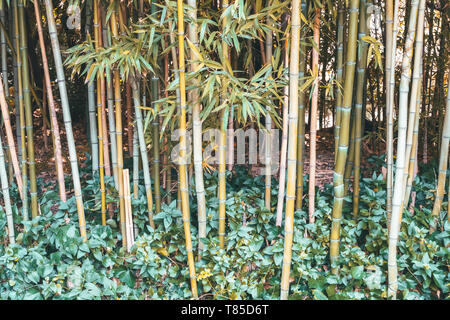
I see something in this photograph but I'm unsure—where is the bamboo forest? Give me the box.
[0,0,447,301]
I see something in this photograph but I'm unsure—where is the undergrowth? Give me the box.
[0,155,448,300]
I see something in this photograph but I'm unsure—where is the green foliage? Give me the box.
[0,159,448,300]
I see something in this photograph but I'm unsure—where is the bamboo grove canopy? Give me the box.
[0,0,448,300]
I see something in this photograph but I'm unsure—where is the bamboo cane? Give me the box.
[276,36,289,226]
[187,0,207,255]
[404,74,422,207]
[109,0,126,247]
[102,5,119,190]
[295,0,307,211]
[97,75,106,226]
[334,1,345,162]
[264,9,273,210]
[123,169,134,252]
[12,0,28,221]
[131,79,155,228]
[44,0,87,241]
[86,0,99,173]
[386,0,400,227]
[330,0,360,272]
[10,6,21,166]
[0,130,14,244]
[218,0,230,249]
[352,0,370,217]
[402,0,425,209]
[431,67,450,231]
[151,76,161,214]
[0,74,23,198]
[0,0,6,103]
[33,0,66,202]
[309,6,321,224]
[132,129,139,200]
[176,0,198,299]
[388,0,420,299]
[280,0,301,300]
[18,0,38,218]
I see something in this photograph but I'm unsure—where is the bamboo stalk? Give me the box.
[187,0,207,255]
[176,0,198,299]
[109,0,126,247]
[102,5,119,190]
[0,75,23,200]
[295,0,307,211]
[402,0,425,209]
[86,0,99,173]
[276,36,289,226]
[131,79,155,228]
[352,0,370,217]
[132,130,139,199]
[280,0,301,300]
[123,169,134,252]
[386,0,400,227]
[218,0,230,249]
[44,0,87,241]
[264,8,273,210]
[33,0,66,202]
[431,67,450,230]
[19,0,38,218]
[12,0,28,221]
[309,6,321,224]
[334,1,345,162]
[330,0,360,272]
[388,0,420,299]
[0,130,14,244]
[151,75,161,214]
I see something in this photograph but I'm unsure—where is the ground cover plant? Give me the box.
[0,161,448,299]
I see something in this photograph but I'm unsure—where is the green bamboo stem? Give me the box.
[19,0,38,218]
[44,0,87,241]
[344,111,355,195]
[109,1,126,247]
[176,0,198,299]
[132,130,139,199]
[33,0,66,202]
[430,67,450,230]
[388,0,420,299]
[404,76,422,207]
[0,0,7,98]
[352,0,370,217]
[86,0,99,173]
[264,10,273,210]
[0,74,23,197]
[280,0,301,300]
[102,6,119,190]
[131,79,155,228]
[309,6,321,224]
[330,0,360,272]
[276,36,289,226]
[0,130,14,244]
[402,0,425,209]
[97,76,106,226]
[187,0,207,255]
[295,0,307,211]
[106,73,119,189]
[334,1,345,162]
[151,76,161,214]
[12,0,28,221]
[386,0,400,227]
[218,0,230,249]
